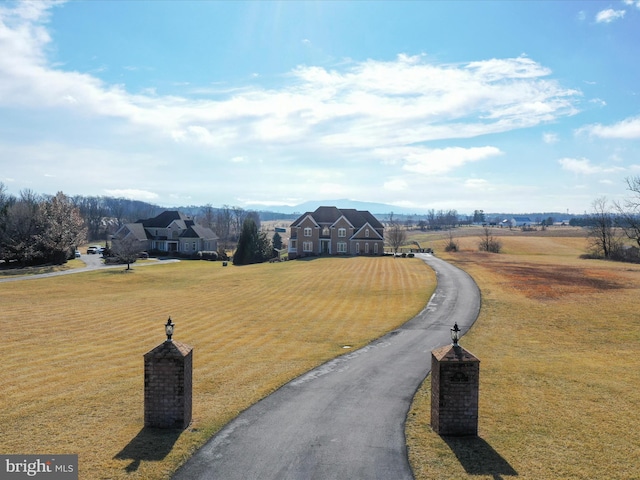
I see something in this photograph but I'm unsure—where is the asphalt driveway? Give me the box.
[173,254,481,480]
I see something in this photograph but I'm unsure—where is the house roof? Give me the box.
[352,223,384,240]
[122,222,149,241]
[291,206,383,230]
[138,210,194,228]
[116,210,217,243]
[180,225,218,240]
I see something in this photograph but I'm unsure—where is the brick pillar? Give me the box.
[144,340,193,429]
[430,344,479,436]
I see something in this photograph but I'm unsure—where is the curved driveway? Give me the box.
[173,254,481,480]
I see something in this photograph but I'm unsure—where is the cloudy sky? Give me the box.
[1,0,639,214]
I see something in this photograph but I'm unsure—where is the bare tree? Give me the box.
[478,227,502,253]
[0,190,43,264]
[587,197,622,259]
[111,235,145,270]
[231,206,246,241]
[74,196,106,240]
[385,222,407,255]
[443,229,459,252]
[215,205,233,249]
[39,192,87,264]
[199,204,215,230]
[614,176,640,249]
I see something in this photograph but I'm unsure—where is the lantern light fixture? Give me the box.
[165,317,175,342]
[450,322,460,346]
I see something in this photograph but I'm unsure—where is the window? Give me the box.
[193,242,197,251]
[374,243,379,254]
[290,239,297,250]
[355,242,360,254]
[337,242,347,253]
[365,229,370,237]
[365,243,369,254]
[338,228,346,237]
[304,227,312,237]
[303,241,313,252]
[322,227,329,236]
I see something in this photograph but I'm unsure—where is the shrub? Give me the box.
[197,251,218,261]
[478,227,502,253]
[444,240,459,252]
[217,247,230,261]
[443,229,459,252]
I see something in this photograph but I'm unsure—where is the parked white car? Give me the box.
[86,245,101,254]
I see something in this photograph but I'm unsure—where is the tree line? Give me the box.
[0,184,275,267]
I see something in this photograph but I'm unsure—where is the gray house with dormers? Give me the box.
[288,206,384,259]
[113,210,218,255]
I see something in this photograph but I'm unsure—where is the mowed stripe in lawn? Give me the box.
[2,256,434,480]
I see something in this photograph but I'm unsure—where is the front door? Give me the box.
[321,240,330,255]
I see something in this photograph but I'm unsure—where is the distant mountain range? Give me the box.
[265,199,428,216]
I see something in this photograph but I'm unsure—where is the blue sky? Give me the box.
[1,0,639,214]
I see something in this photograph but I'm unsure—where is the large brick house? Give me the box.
[113,210,218,255]
[288,206,384,259]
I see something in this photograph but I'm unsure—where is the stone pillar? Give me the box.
[144,339,193,429]
[430,344,479,436]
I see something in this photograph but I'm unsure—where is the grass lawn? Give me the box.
[406,228,640,479]
[0,258,85,276]
[1,256,434,480]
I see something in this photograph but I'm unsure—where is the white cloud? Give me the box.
[103,189,159,201]
[0,4,581,153]
[595,9,626,23]
[543,132,559,144]
[463,178,495,191]
[558,157,625,175]
[0,2,588,209]
[399,146,503,175]
[579,116,640,139]
[383,179,408,191]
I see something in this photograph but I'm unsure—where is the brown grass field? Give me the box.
[3,225,640,479]
[1,256,433,479]
[405,227,640,479]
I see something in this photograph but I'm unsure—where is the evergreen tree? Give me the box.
[272,231,282,250]
[233,218,272,265]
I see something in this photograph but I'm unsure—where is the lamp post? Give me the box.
[165,317,175,342]
[450,322,460,346]
[145,316,193,429]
